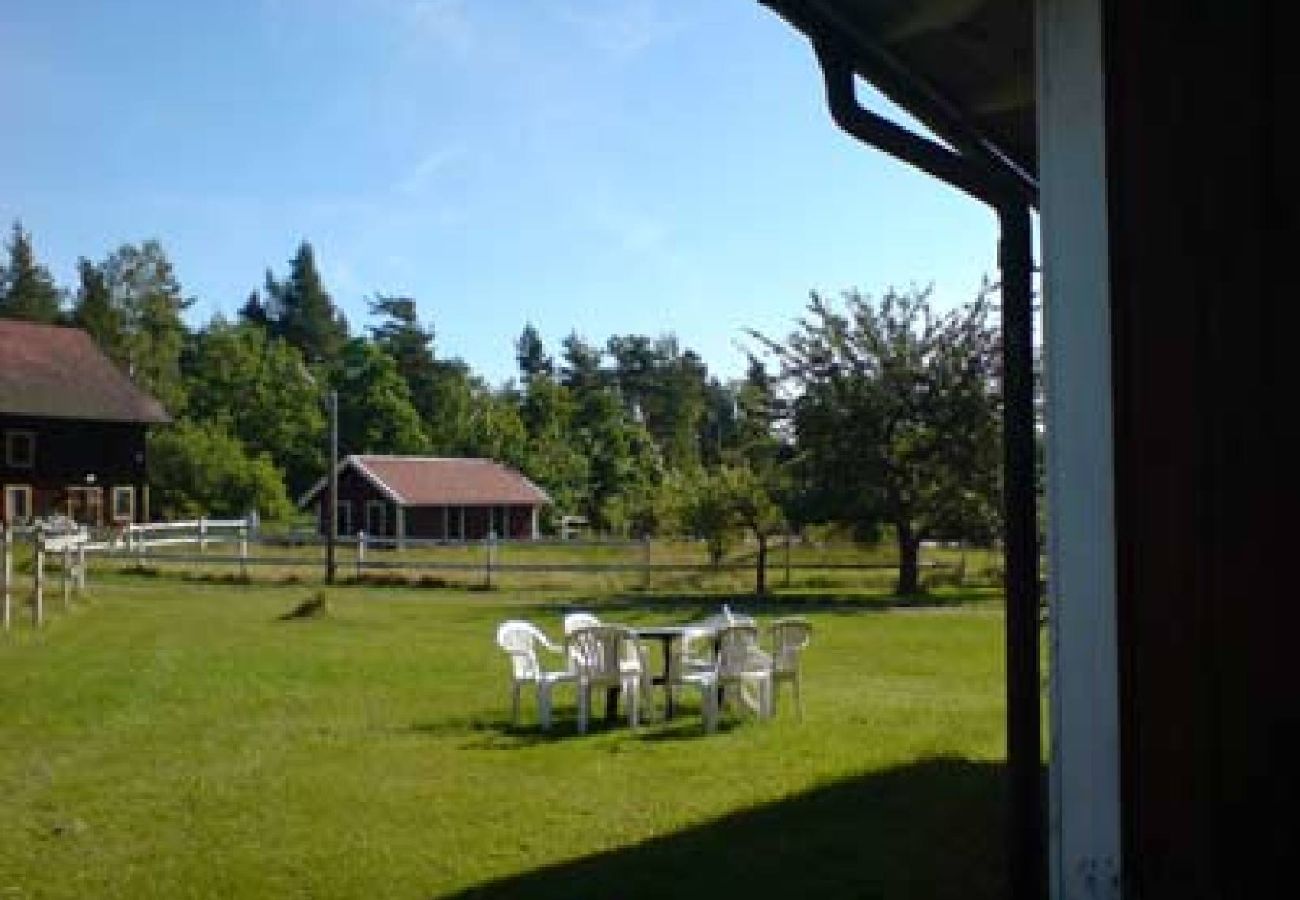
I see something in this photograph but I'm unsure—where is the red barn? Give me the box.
[300,455,550,543]
[0,320,169,526]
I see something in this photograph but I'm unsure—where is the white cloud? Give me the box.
[548,0,681,60]
[398,145,466,196]
[399,0,477,56]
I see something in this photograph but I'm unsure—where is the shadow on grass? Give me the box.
[518,589,998,621]
[439,756,1008,900]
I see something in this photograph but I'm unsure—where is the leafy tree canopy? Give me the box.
[755,285,1001,594]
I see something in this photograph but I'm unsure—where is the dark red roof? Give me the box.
[0,320,170,423]
[302,456,551,507]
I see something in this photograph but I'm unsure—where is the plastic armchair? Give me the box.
[494,620,573,730]
[767,617,812,720]
[563,611,601,634]
[680,606,755,672]
[675,622,773,732]
[565,624,653,733]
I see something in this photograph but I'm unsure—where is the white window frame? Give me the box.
[5,431,35,469]
[4,485,33,524]
[365,500,386,537]
[111,485,135,523]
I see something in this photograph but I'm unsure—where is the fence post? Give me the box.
[198,517,207,555]
[2,525,10,630]
[356,531,366,579]
[641,535,651,591]
[485,531,496,589]
[33,529,45,627]
[77,541,87,593]
[239,524,249,581]
[137,524,147,567]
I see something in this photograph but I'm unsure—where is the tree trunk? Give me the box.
[897,523,922,596]
[755,533,768,597]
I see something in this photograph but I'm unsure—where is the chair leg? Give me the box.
[538,683,552,731]
[794,674,803,722]
[577,685,589,734]
[628,681,639,728]
[511,683,520,725]
[702,683,718,733]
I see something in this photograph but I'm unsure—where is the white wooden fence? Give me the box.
[1,524,90,629]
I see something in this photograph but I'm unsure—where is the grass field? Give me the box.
[1,580,1011,899]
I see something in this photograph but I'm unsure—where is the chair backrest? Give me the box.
[714,623,767,678]
[567,624,641,684]
[495,620,551,681]
[563,611,601,634]
[769,618,812,672]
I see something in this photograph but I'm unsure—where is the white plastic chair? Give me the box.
[675,622,773,732]
[494,620,573,730]
[566,624,653,733]
[563,611,601,634]
[767,617,812,720]
[680,605,755,672]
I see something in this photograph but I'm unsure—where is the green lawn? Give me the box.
[1,581,1010,899]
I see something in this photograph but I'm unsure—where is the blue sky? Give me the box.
[1,0,1000,386]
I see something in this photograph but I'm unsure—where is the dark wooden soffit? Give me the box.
[759,0,1036,182]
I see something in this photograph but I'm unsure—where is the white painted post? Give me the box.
[137,524,147,566]
[530,506,539,540]
[33,530,45,627]
[1040,1,1123,895]
[77,542,87,593]
[198,517,207,554]
[2,525,11,630]
[395,507,406,551]
[356,530,366,578]
[239,524,249,580]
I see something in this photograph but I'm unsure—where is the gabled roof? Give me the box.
[300,455,552,508]
[0,320,170,423]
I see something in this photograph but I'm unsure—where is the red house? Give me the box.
[300,455,550,543]
[0,320,169,526]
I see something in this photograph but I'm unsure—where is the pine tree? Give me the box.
[0,221,63,323]
[72,257,128,364]
[264,241,348,368]
[515,323,553,382]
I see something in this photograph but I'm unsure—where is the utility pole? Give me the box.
[326,389,338,584]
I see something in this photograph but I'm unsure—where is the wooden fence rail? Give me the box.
[1,524,90,630]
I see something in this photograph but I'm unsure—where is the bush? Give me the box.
[148,420,294,521]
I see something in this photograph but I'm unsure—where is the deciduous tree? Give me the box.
[756,285,1001,595]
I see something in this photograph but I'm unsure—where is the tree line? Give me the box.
[1,221,1004,594]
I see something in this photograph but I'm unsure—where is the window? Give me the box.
[365,500,386,537]
[4,485,32,524]
[112,486,135,523]
[5,431,35,469]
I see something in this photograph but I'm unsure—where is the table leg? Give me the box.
[663,635,676,720]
